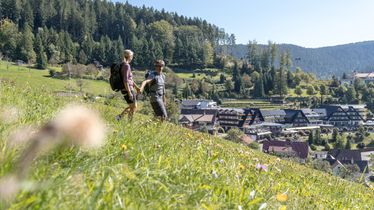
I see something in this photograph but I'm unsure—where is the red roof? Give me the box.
[262,140,309,159]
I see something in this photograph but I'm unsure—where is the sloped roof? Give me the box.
[328,149,362,161]
[180,108,218,115]
[260,110,286,117]
[339,160,370,173]
[262,140,309,159]
[312,108,327,117]
[283,109,309,124]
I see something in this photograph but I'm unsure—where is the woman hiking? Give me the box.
[115,50,141,121]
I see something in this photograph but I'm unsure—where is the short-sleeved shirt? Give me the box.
[147,72,166,102]
[121,63,134,89]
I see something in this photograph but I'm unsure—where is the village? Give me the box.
[178,97,374,182]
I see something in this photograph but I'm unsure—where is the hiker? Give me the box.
[140,60,168,121]
[116,50,141,121]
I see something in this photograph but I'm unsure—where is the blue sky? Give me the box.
[117,0,374,48]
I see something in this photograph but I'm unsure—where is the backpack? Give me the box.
[109,63,124,91]
[143,70,156,95]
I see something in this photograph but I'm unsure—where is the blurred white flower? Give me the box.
[0,175,20,202]
[249,190,256,200]
[0,106,21,124]
[259,203,267,210]
[52,104,106,148]
[7,126,37,147]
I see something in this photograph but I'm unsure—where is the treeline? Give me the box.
[0,0,232,68]
[225,41,316,98]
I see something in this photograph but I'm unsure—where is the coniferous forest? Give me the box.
[0,0,229,68]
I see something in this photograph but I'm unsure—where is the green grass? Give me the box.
[0,63,374,209]
[221,99,285,110]
[0,61,112,96]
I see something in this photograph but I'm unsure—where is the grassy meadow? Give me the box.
[1,63,374,209]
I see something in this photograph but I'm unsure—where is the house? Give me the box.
[269,95,286,104]
[284,109,309,127]
[262,140,309,161]
[301,109,323,125]
[180,99,218,109]
[239,108,264,128]
[339,104,367,121]
[327,149,362,161]
[326,158,370,174]
[217,108,244,131]
[352,72,374,84]
[311,151,328,160]
[179,109,218,134]
[319,105,364,128]
[260,110,286,124]
[360,148,374,161]
[326,148,373,174]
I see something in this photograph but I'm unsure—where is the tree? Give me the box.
[345,139,352,149]
[225,80,233,92]
[308,132,314,145]
[16,25,35,63]
[346,87,357,103]
[295,86,303,97]
[331,128,339,143]
[306,85,316,95]
[0,19,19,59]
[324,143,331,151]
[234,77,243,94]
[35,34,47,69]
[242,73,252,88]
[219,73,226,84]
[182,83,192,99]
[356,142,366,149]
[253,73,265,98]
[334,135,345,149]
[148,20,175,63]
[225,128,244,143]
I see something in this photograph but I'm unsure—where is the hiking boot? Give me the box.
[115,115,122,121]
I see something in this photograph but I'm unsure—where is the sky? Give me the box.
[118,0,374,48]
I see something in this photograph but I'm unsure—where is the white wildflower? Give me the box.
[52,104,106,148]
[0,175,20,202]
[259,203,267,210]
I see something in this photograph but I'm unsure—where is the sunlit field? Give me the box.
[0,63,373,209]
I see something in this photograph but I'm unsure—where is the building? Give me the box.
[262,140,309,161]
[283,109,309,127]
[301,109,323,125]
[260,110,286,124]
[217,108,244,131]
[179,109,218,134]
[319,105,364,127]
[180,99,218,109]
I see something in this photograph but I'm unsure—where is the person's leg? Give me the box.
[151,100,167,122]
[128,102,137,121]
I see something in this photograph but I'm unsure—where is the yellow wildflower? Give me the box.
[276,193,288,202]
[239,163,245,170]
[279,205,287,210]
[121,144,127,151]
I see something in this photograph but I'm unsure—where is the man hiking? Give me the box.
[140,60,168,121]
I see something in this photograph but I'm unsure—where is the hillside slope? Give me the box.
[227,41,374,78]
[0,68,374,209]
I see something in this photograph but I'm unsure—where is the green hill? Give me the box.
[1,65,373,209]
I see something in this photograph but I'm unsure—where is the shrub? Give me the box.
[248,142,260,150]
[48,69,56,77]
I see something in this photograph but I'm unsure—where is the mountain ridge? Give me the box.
[227,41,374,78]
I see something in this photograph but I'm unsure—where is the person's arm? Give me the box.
[133,82,140,93]
[139,79,153,93]
[121,64,133,98]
